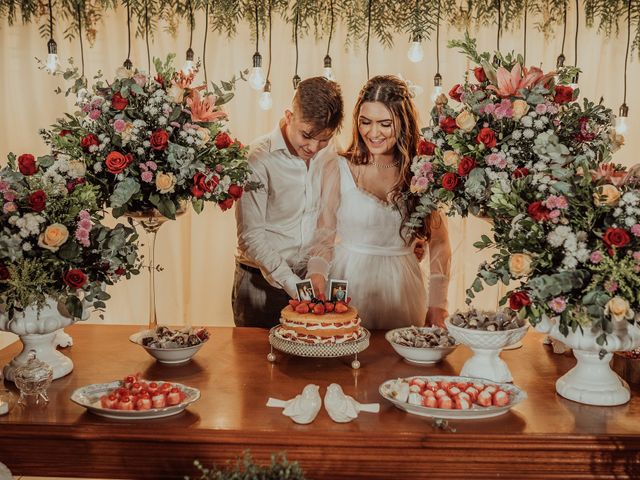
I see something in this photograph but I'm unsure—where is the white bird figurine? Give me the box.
[266,384,322,424]
[324,383,380,423]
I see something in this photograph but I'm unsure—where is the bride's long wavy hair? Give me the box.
[343,75,431,241]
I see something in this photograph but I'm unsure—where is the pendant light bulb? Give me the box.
[322,55,335,81]
[616,104,629,135]
[431,73,443,103]
[249,52,266,90]
[46,39,59,73]
[407,36,424,63]
[259,81,273,111]
[182,48,195,75]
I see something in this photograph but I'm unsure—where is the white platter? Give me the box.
[379,375,527,420]
[129,330,208,365]
[70,380,200,420]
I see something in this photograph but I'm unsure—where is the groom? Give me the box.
[233,77,344,328]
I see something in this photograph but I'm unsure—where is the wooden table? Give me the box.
[0,325,639,479]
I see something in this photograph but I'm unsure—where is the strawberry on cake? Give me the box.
[277,295,363,345]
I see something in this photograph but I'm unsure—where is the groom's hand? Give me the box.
[310,274,326,299]
[427,307,448,328]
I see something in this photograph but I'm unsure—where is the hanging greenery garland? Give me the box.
[1,0,640,58]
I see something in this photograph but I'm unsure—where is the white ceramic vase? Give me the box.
[536,315,640,406]
[0,297,87,381]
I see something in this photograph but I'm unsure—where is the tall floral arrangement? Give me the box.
[41,56,256,219]
[406,34,617,231]
[0,153,140,318]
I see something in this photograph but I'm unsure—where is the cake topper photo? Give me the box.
[329,280,348,303]
[296,280,315,301]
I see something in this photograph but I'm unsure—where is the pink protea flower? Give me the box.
[187,90,227,123]
[591,164,626,187]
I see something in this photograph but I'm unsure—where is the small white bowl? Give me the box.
[385,327,458,365]
[129,330,208,365]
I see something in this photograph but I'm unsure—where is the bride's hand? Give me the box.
[413,239,426,262]
[426,307,448,328]
[310,273,326,299]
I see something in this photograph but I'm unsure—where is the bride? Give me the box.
[307,75,451,329]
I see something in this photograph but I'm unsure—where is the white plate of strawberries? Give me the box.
[71,374,200,419]
[379,375,526,419]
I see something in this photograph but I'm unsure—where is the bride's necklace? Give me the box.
[370,160,400,169]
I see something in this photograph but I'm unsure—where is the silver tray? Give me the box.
[268,326,370,368]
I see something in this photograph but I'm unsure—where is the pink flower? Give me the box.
[494,99,513,119]
[78,218,92,230]
[134,73,147,87]
[548,297,567,313]
[535,104,548,114]
[633,251,640,261]
[591,164,626,187]
[487,64,556,98]
[604,280,619,293]
[187,90,227,123]
[485,152,507,169]
[546,105,558,114]
[631,224,640,237]
[416,177,430,188]
[545,195,568,210]
[75,228,90,247]
[113,119,127,133]
[215,164,224,173]
[590,251,603,264]
[419,161,433,176]
[482,103,496,115]
[145,161,157,171]
[138,162,148,172]
[3,202,17,213]
[141,171,154,183]
[548,209,561,219]
[79,210,91,221]
[3,191,16,202]
[89,109,101,120]
[0,181,9,193]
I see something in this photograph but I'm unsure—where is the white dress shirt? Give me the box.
[235,125,334,298]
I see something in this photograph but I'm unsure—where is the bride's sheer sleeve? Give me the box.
[428,211,451,310]
[306,156,342,280]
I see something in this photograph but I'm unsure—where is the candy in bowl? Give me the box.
[129,326,210,365]
[445,309,528,382]
[385,326,458,365]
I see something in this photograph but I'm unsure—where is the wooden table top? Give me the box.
[1,324,639,479]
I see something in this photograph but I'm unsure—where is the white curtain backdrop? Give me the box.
[0,3,637,339]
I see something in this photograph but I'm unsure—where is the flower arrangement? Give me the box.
[41,55,256,219]
[406,34,616,231]
[0,153,140,318]
[471,160,640,343]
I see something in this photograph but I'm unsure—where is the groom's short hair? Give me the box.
[294,77,344,135]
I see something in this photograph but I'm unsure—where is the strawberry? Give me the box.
[492,390,510,407]
[477,390,492,407]
[295,303,310,314]
[334,302,348,314]
[312,303,326,315]
[317,293,326,302]
[454,396,471,410]
[289,299,300,308]
[324,302,335,312]
[437,396,453,409]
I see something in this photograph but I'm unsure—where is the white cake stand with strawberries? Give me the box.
[268,298,370,369]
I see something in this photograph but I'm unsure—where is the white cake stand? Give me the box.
[267,326,370,369]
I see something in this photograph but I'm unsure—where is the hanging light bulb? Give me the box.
[556,53,565,68]
[616,103,629,135]
[123,58,133,70]
[259,81,273,111]
[182,47,195,75]
[46,38,59,73]
[323,55,335,81]
[292,74,301,90]
[248,52,266,91]
[407,35,424,63]
[431,73,443,103]
[569,72,579,90]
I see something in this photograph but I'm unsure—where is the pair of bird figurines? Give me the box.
[266,384,379,424]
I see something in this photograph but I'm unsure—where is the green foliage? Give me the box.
[187,452,308,480]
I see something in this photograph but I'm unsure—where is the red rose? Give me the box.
[114,267,126,276]
[457,156,476,176]
[111,92,129,111]
[191,172,219,198]
[63,269,87,289]
[509,291,531,311]
[105,151,131,174]
[218,198,234,211]
[66,177,86,193]
[29,190,47,212]
[215,132,233,150]
[59,129,72,137]
[474,67,487,83]
[228,184,243,200]
[448,84,463,102]
[150,129,169,151]
[527,201,550,222]
[80,134,100,152]
[440,116,458,134]
[603,227,630,255]
[441,172,459,191]
[18,154,37,176]
[554,85,574,104]
[0,264,9,281]
[418,139,436,156]
[513,167,530,178]
[476,128,497,149]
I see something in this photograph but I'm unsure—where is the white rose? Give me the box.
[442,150,461,167]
